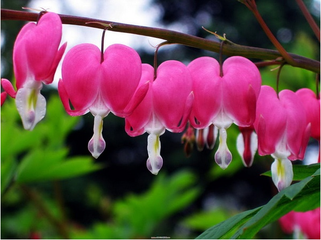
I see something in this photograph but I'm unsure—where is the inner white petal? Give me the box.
[271,157,293,192]
[145,113,165,135]
[213,109,233,129]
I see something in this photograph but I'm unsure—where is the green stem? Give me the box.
[276,63,286,93]
[1,8,320,73]
[295,0,320,42]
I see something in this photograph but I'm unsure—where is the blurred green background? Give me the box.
[1,0,319,238]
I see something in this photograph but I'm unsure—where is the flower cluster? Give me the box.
[1,12,319,192]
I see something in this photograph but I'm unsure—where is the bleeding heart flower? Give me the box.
[58,43,148,159]
[125,61,193,175]
[1,12,67,130]
[236,126,258,167]
[187,56,261,169]
[296,88,320,163]
[279,208,320,239]
[254,86,310,191]
[295,88,320,141]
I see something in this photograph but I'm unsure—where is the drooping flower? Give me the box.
[125,61,193,175]
[296,88,320,162]
[1,12,67,130]
[254,86,310,191]
[58,43,148,158]
[279,208,320,239]
[187,56,261,169]
[181,122,196,157]
[236,126,258,167]
[295,88,320,141]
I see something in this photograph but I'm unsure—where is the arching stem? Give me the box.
[1,8,320,73]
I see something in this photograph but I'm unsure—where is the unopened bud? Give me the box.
[181,123,195,157]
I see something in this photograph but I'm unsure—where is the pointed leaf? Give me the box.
[16,149,102,183]
[197,168,320,239]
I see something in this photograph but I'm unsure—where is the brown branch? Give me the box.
[295,0,320,42]
[20,185,69,239]
[1,8,320,73]
[241,0,296,66]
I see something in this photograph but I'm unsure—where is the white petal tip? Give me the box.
[88,137,106,159]
[15,87,46,131]
[271,158,293,192]
[215,148,232,169]
[146,156,163,175]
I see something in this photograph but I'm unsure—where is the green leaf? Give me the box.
[261,163,320,181]
[1,156,17,194]
[196,207,261,239]
[197,169,320,239]
[43,96,80,148]
[112,170,200,238]
[33,156,103,181]
[182,208,230,231]
[16,149,102,183]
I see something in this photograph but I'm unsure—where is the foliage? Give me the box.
[70,170,200,238]
[197,168,320,239]
[1,95,102,192]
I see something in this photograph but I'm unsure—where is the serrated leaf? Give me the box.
[113,170,200,238]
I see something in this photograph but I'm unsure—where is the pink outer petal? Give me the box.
[24,13,63,81]
[58,79,89,116]
[1,78,17,98]
[254,86,287,156]
[1,92,7,106]
[222,56,261,126]
[296,88,320,140]
[296,208,320,239]
[42,42,67,85]
[187,57,221,128]
[125,64,154,137]
[13,21,35,88]
[279,90,309,160]
[60,43,101,114]
[279,211,296,234]
[100,44,142,117]
[153,60,193,132]
[13,12,64,88]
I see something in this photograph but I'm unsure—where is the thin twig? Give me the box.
[20,185,70,239]
[295,0,320,42]
[1,8,320,73]
[241,0,296,66]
